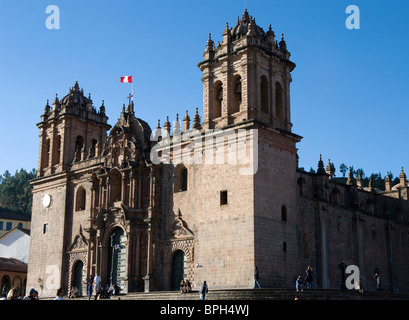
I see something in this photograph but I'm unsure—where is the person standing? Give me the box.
[199,281,208,300]
[296,275,304,292]
[88,282,93,300]
[374,272,382,292]
[94,274,101,293]
[253,266,261,289]
[305,266,313,289]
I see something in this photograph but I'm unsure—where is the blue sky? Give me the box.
[0,0,408,179]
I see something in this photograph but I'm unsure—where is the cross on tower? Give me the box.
[127,93,133,106]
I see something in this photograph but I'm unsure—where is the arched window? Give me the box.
[260,76,269,113]
[75,136,84,153]
[43,138,50,168]
[75,187,86,211]
[281,205,287,221]
[74,136,84,162]
[174,164,188,192]
[89,139,97,158]
[231,75,242,114]
[275,81,283,119]
[213,82,223,118]
[52,135,61,165]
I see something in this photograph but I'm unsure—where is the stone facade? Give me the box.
[27,9,409,297]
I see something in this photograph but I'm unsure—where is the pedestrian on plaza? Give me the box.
[305,266,313,289]
[54,288,64,300]
[199,281,208,300]
[253,266,261,289]
[374,272,382,292]
[88,282,93,300]
[296,275,304,292]
[94,274,101,293]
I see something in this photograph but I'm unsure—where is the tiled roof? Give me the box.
[0,208,30,221]
[0,257,27,273]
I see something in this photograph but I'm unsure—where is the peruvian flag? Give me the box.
[120,76,132,83]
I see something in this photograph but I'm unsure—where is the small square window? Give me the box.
[6,222,12,230]
[43,223,48,234]
[220,190,228,205]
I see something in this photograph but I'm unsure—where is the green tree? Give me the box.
[339,163,348,177]
[0,168,36,217]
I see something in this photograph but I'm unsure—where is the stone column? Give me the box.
[144,227,153,292]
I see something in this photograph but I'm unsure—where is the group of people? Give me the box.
[296,266,314,292]
[87,275,117,300]
[0,287,39,300]
[254,265,314,292]
[0,287,62,300]
[179,279,192,293]
[0,266,385,300]
[179,279,208,300]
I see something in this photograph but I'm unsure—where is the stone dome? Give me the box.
[59,80,90,107]
[230,9,265,41]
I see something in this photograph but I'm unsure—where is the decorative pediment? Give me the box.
[167,213,194,241]
[67,230,88,253]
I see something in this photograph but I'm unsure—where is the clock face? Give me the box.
[42,194,51,208]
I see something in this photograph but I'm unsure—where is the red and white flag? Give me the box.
[120,76,132,83]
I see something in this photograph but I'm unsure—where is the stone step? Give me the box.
[72,288,409,301]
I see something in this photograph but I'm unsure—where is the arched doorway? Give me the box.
[73,260,84,296]
[13,276,22,296]
[107,227,127,293]
[1,275,11,296]
[171,250,187,291]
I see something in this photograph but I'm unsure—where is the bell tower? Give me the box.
[198,9,295,132]
[36,81,111,177]
[197,10,303,288]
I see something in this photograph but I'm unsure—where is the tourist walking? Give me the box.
[253,266,261,289]
[305,266,313,289]
[88,282,93,300]
[199,281,208,300]
[296,275,304,292]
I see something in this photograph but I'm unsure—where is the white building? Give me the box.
[0,227,30,263]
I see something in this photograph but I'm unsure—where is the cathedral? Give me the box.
[27,9,409,297]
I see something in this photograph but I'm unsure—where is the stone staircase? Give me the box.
[76,288,409,300]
